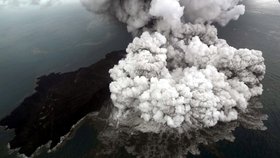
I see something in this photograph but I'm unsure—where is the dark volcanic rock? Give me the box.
[0,50,125,157]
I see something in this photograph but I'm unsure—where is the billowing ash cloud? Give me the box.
[82,0,265,131]
[80,0,245,32]
[109,32,264,130]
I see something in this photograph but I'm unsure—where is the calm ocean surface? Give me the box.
[0,2,131,157]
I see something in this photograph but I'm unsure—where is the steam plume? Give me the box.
[83,0,266,131]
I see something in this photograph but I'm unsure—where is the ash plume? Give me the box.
[81,0,266,131]
[80,0,245,33]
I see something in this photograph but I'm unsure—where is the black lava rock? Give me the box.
[0,50,125,157]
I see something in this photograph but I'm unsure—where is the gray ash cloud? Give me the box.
[81,0,266,131]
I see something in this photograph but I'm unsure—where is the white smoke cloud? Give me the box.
[109,32,265,130]
[149,0,184,30]
[83,0,265,131]
[181,0,245,26]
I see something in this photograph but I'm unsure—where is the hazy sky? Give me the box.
[245,0,280,15]
[0,0,79,8]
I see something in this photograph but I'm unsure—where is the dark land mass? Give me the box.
[0,50,125,157]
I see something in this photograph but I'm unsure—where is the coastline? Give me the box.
[0,50,125,157]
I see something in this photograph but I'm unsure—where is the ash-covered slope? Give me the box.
[0,50,125,157]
